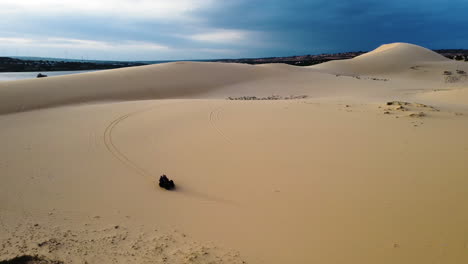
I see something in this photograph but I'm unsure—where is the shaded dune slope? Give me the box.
[0,62,277,114]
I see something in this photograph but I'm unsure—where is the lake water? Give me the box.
[0,70,96,82]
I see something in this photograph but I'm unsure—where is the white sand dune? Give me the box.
[1,43,468,264]
[0,62,280,114]
[311,43,467,81]
[0,61,400,114]
[0,42,466,115]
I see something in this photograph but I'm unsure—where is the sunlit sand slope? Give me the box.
[1,43,468,264]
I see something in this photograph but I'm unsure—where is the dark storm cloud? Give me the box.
[193,0,468,56]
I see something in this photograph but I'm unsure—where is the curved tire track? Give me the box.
[103,105,160,182]
[209,106,233,144]
[102,101,236,204]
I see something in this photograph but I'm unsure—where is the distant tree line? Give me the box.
[434,49,468,61]
[0,57,146,72]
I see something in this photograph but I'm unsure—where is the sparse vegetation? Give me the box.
[159,175,175,190]
[336,75,388,81]
[370,77,389,81]
[382,101,441,119]
[0,255,63,264]
[409,112,426,118]
[443,69,467,83]
[227,95,308,100]
[445,75,461,83]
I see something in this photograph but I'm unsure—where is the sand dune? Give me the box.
[1,43,468,264]
[358,42,448,62]
[311,43,467,80]
[0,43,466,115]
[0,62,278,114]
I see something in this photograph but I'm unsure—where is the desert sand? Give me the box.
[1,43,468,264]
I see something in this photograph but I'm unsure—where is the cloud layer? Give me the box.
[1,0,212,19]
[1,0,467,60]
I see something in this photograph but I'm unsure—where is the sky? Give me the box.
[1,0,468,61]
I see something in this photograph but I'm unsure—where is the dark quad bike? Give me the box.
[159,175,175,190]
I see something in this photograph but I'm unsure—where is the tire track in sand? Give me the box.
[209,106,233,144]
[103,102,236,204]
[103,105,161,182]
